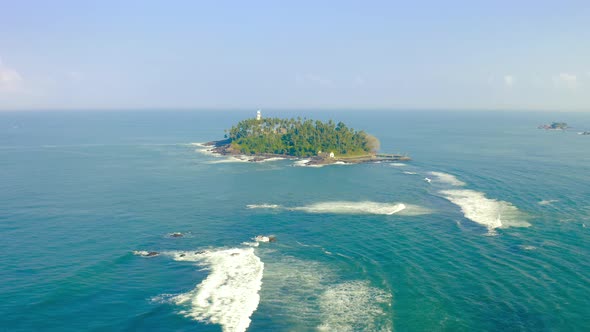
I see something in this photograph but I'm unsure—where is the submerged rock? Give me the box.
[255,235,277,243]
[133,250,160,257]
[170,232,183,238]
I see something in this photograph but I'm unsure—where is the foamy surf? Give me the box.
[206,156,251,164]
[292,159,324,167]
[170,248,264,332]
[317,281,392,332]
[248,201,431,216]
[538,199,559,206]
[429,171,466,186]
[258,254,393,330]
[246,204,282,210]
[242,235,276,247]
[292,201,407,215]
[440,189,530,232]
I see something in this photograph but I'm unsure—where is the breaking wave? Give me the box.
[169,248,264,332]
[429,171,466,186]
[292,201,407,215]
[191,142,219,157]
[538,199,559,206]
[206,156,251,164]
[318,281,392,332]
[247,201,431,216]
[293,159,324,167]
[440,189,530,232]
[246,204,282,210]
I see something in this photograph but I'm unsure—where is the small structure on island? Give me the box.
[256,110,262,121]
[329,151,335,158]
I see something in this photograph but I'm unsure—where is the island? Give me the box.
[538,122,569,130]
[204,111,409,166]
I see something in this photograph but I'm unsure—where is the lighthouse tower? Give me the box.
[256,110,262,121]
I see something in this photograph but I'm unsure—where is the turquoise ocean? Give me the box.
[1,110,589,331]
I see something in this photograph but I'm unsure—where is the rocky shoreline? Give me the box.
[203,139,410,166]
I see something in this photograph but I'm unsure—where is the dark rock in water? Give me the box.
[254,235,277,243]
[231,252,240,256]
[146,251,159,257]
[170,232,183,238]
[194,251,205,255]
[179,253,186,257]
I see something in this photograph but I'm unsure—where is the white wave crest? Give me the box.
[538,199,558,206]
[293,159,311,167]
[257,157,286,162]
[403,171,417,175]
[397,204,433,216]
[293,201,407,215]
[206,156,251,164]
[249,201,431,216]
[318,281,392,332]
[246,204,282,210]
[170,248,264,332]
[440,189,530,231]
[389,163,406,167]
[519,245,537,251]
[429,172,466,186]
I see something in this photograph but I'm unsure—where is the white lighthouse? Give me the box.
[256,110,262,121]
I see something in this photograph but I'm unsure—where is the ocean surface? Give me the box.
[1,110,589,331]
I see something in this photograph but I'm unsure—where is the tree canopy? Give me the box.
[226,117,380,157]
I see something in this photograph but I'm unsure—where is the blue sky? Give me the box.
[0,0,589,110]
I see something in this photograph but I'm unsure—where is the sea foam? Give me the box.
[538,199,559,206]
[246,204,282,210]
[317,281,392,332]
[258,254,393,331]
[170,248,264,332]
[429,172,466,186]
[292,201,407,215]
[248,201,431,216]
[440,189,530,231]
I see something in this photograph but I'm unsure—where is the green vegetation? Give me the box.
[226,117,380,157]
[539,122,568,130]
[549,122,568,129]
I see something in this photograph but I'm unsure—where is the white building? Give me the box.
[329,152,335,158]
[256,110,261,121]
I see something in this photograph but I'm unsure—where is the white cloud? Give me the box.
[503,75,514,87]
[553,72,577,89]
[0,58,24,93]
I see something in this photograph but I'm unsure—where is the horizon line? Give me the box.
[0,107,589,113]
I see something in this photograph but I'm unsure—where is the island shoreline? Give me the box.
[202,139,411,166]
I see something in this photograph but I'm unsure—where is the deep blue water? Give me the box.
[1,110,589,331]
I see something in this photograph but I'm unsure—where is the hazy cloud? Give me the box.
[0,58,23,91]
[503,75,514,87]
[553,72,577,89]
